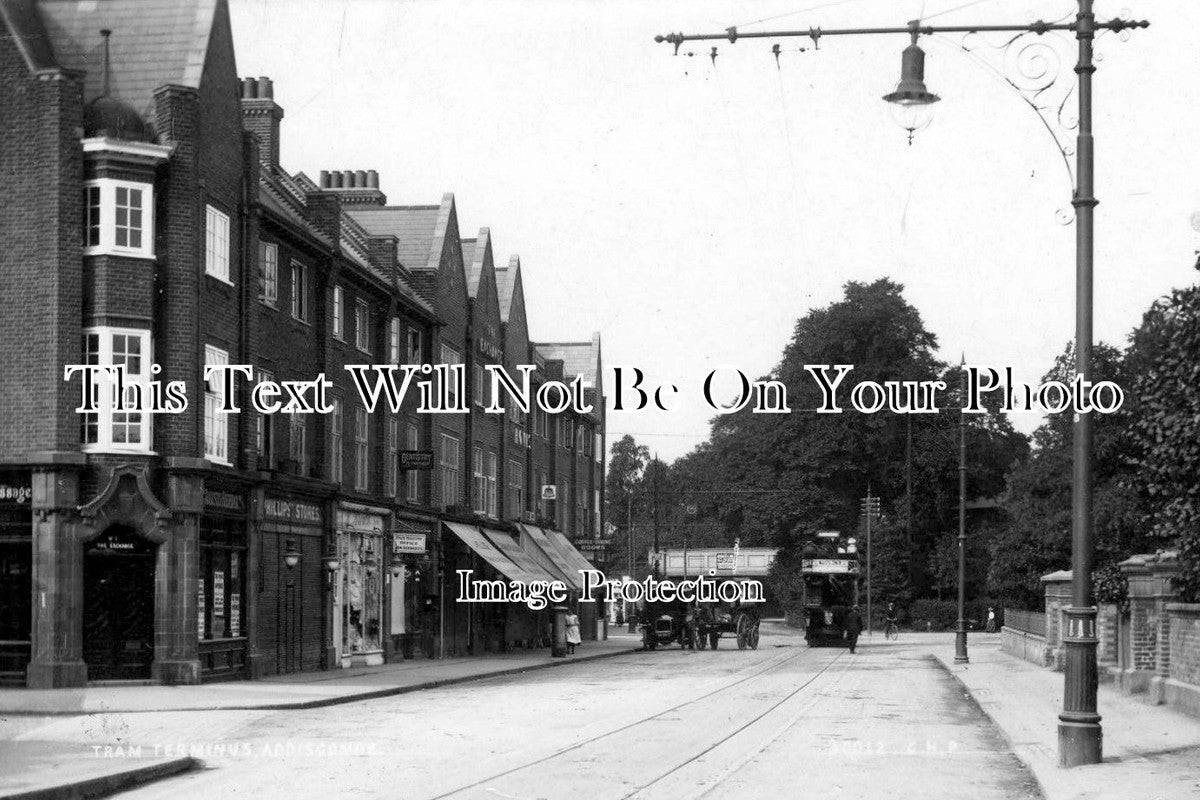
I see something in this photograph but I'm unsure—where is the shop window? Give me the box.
[80,327,153,453]
[338,531,383,657]
[199,517,246,641]
[84,179,154,259]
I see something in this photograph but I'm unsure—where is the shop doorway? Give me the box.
[82,525,156,680]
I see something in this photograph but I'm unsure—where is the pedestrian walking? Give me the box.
[844,605,863,653]
[565,609,581,654]
[986,607,997,633]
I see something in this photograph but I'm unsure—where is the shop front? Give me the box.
[334,504,389,667]
[259,493,326,676]
[198,485,250,680]
[0,473,32,686]
[390,516,434,660]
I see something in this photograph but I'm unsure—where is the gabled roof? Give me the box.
[35,0,220,119]
[347,202,448,272]
[536,333,602,389]
[464,229,493,300]
[495,255,520,319]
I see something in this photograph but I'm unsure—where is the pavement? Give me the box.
[0,632,641,800]
[933,635,1200,800]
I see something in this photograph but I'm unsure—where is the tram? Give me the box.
[801,552,860,647]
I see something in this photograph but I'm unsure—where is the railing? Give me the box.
[1004,608,1045,637]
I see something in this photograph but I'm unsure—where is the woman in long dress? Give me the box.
[565,608,582,654]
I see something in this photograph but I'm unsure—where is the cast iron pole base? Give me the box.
[1059,606,1102,767]
[954,627,969,664]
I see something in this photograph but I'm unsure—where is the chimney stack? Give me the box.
[317,167,387,205]
[240,75,284,168]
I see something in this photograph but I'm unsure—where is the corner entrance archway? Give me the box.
[82,525,156,680]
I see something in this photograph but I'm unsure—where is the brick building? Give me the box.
[0,0,605,687]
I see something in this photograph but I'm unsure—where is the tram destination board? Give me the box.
[801,558,858,574]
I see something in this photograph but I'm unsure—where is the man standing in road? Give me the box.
[844,605,863,654]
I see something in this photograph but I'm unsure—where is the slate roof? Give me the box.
[495,255,520,319]
[36,0,219,120]
[463,231,491,299]
[536,336,601,388]
[346,205,441,273]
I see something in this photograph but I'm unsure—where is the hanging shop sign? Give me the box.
[393,532,427,554]
[399,451,434,470]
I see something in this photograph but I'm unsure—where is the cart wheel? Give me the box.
[736,615,749,650]
[749,624,760,650]
[709,631,720,650]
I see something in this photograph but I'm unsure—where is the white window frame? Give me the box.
[354,406,369,491]
[440,433,460,507]
[333,286,345,340]
[508,459,523,517]
[205,205,231,282]
[472,446,486,514]
[387,416,399,496]
[486,451,498,518]
[355,299,371,353]
[84,179,155,259]
[259,241,278,306]
[595,432,603,463]
[255,367,274,461]
[440,344,461,407]
[289,414,306,470]
[330,397,344,484]
[80,327,153,453]
[406,423,420,503]
[388,318,401,363]
[204,344,230,464]
[291,261,308,322]
[408,329,423,364]
[593,489,601,535]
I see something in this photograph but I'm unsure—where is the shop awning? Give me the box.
[516,526,575,587]
[443,522,540,585]
[480,528,562,585]
[545,529,601,583]
[519,525,591,592]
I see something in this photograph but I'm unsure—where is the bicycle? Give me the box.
[884,620,899,640]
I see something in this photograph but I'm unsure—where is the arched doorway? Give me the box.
[82,525,156,680]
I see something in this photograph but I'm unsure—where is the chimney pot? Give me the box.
[342,170,355,187]
[366,170,379,188]
[330,171,342,188]
[319,170,330,188]
[355,170,367,187]
[242,77,257,98]
[258,77,273,99]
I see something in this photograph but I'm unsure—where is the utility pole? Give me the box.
[652,454,660,575]
[955,356,969,664]
[860,491,880,635]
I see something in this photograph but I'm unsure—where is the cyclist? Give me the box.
[884,602,900,639]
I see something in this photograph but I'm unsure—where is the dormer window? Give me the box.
[83,179,154,259]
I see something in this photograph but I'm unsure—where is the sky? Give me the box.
[229,0,1200,462]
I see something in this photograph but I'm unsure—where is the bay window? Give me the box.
[83,179,154,259]
[80,327,153,452]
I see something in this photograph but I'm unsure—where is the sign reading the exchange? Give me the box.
[393,532,427,554]
[801,558,859,574]
[399,450,434,470]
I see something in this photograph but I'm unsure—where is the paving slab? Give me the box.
[0,740,195,800]
[933,637,1200,800]
[0,634,641,715]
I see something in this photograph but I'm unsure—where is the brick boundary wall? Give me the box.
[1165,603,1200,718]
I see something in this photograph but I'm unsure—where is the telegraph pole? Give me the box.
[860,492,880,635]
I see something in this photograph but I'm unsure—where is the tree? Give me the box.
[1126,283,1200,600]
[604,435,649,576]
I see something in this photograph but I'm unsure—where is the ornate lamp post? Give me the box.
[655,1,1148,768]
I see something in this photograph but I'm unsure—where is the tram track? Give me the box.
[430,644,849,800]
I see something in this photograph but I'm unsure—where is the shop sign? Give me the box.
[337,509,385,535]
[88,528,154,554]
[0,484,31,504]
[715,553,736,571]
[393,532,427,554]
[264,497,322,525]
[230,593,241,637]
[399,451,434,470]
[205,490,245,513]
[213,571,225,614]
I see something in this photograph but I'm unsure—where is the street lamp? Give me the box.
[882,32,940,144]
[654,1,1148,768]
[281,538,301,570]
